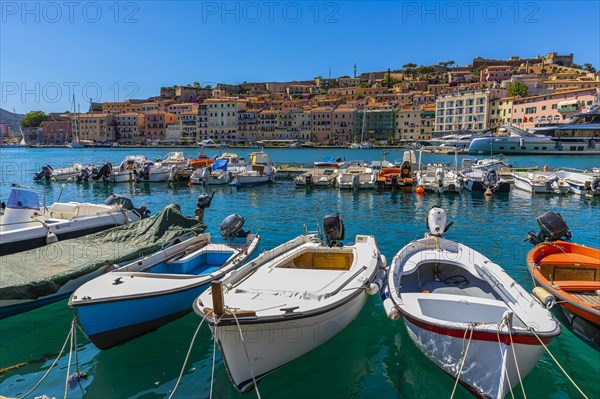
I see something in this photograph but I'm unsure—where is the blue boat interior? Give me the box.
[147,250,235,276]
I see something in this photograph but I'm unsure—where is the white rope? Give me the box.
[506,321,527,399]
[496,327,515,399]
[528,327,589,399]
[63,320,75,399]
[19,320,74,399]
[449,324,474,399]
[230,311,262,399]
[167,312,211,399]
[209,314,225,399]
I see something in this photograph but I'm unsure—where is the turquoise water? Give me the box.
[1,148,599,399]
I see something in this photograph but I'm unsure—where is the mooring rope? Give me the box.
[506,321,527,399]
[63,319,75,399]
[528,327,589,399]
[230,311,262,399]
[167,311,211,399]
[449,323,474,399]
[495,326,516,399]
[209,314,225,399]
[18,318,74,399]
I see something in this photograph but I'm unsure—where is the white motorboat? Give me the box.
[336,161,376,190]
[461,158,511,193]
[193,214,386,392]
[469,100,600,156]
[159,152,188,168]
[233,151,276,186]
[552,168,600,195]
[296,165,341,188]
[0,187,148,255]
[512,171,571,194]
[137,161,174,182]
[384,208,561,399]
[70,214,260,349]
[416,164,462,193]
[33,163,91,182]
[107,155,147,183]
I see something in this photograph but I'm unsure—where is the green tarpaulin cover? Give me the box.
[0,205,205,300]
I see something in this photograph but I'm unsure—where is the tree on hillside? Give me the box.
[193,81,200,87]
[583,63,596,72]
[417,66,435,75]
[447,60,456,69]
[570,63,583,69]
[507,81,528,97]
[21,111,47,128]
[403,63,417,69]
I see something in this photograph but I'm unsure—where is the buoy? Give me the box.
[543,164,549,171]
[416,186,425,195]
[532,286,556,308]
[484,187,493,196]
[383,298,400,320]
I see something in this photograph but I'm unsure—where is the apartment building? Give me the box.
[354,106,396,142]
[435,88,506,132]
[310,107,333,144]
[115,113,145,143]
[332,106,355,144]
[395,106,435,141]
[144,112,176,142]
[75,113,115,142]
[205,98,245,144]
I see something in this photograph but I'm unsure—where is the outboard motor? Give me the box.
[219,214,249,239]
[426,207,448,236]
[592,176,600,194]
[400,161,412,178]
[435,167,444,187]
[323,213,344,247]
[140,164,151,180]
[196,192,214,210]
[305,174,313,187]
[527,211,572,245]
[486,169,498,188]
[544,175,561,194]
[77,167,91,183]
[391,174,400,190]
[352,173,360,190]
[92,163,112,181]
[104,194,150,219]
[34,164,53,181]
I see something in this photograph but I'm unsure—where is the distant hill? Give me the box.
[0,108,25,134]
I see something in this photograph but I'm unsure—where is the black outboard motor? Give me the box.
[34,164,54,181]
[305,174,313,187]
[391,174,400,190]
[400,161,412,178]
[92,163,112,181]
[105,194,150,219]
[196,192,215,210]
[77,167,91,182]
[219,214,249,239]
[140,164,151,180]
[592,176,600,194]
[527,211,572,245]
[323,213,344,247]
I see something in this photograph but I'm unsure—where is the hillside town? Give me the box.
[4,52,599,147]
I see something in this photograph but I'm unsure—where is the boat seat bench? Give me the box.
[278,252,353,271]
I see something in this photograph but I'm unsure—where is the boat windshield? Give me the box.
[7,188,40,210]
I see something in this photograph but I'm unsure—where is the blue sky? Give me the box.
[1,1,599,114]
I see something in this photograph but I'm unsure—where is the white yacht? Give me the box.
[469,101,600,155]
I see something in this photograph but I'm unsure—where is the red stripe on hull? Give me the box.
[403,314,554,345]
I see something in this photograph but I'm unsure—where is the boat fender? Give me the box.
[366,282,380,296]
[383,298,400,320]
[46,231,58,244]
[532,287,556,308]
[377,268,387,281]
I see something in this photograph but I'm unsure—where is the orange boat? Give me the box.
[188,154,214,169]
[376,161,413,190]
[527,211,600,350]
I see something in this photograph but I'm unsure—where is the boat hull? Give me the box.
[208,292,369,392]
[75,284,207,349]
[512,174,570,194]
[463,178,510,193]
[403,316,545,399]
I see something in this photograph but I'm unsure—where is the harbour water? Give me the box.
[1,147,599,399]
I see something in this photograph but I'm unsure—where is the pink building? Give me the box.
[480,66,513,83]
[511,88,598,130]
[144,112,177,142]
[332,106,355,144]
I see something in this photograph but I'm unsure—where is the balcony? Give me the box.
[558,106,578,113]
